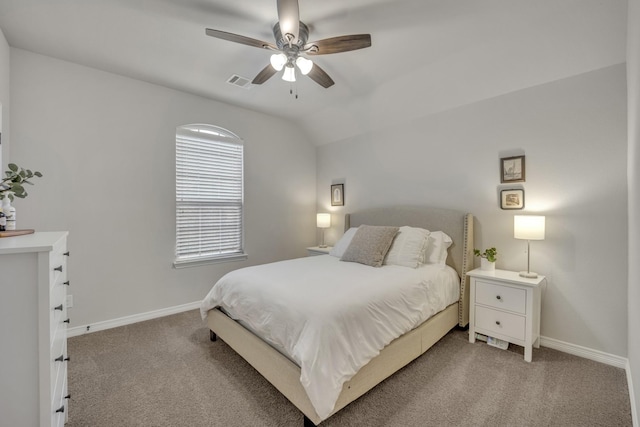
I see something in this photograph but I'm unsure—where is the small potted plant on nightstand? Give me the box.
[474,247,497,271]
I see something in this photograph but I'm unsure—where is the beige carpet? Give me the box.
[66,310,632,426]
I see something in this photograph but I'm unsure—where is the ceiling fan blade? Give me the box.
[252,64,278,85]
[277,0,300,42]
[307,63,335,88]
[205,28,276,50]
[304,34,372,55]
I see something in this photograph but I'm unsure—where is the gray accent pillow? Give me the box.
[340,225,400,267]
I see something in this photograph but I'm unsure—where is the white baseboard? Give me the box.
[540,335,628,369]
[67,301,201,338]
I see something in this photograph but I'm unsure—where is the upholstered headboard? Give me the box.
[345,206,474,327]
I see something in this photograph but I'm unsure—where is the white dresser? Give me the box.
[0,232,70,426]
[467,268,545,362]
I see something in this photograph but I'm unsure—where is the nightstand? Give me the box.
[467,268,545,362]
[307,246,332,256]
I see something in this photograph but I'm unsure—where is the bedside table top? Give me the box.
[467,268,545,287]
[307,246,333,254]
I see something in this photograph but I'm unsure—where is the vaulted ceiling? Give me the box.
[0,0,628,145]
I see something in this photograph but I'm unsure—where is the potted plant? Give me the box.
[474,247,497,271]
[0,163,43,201]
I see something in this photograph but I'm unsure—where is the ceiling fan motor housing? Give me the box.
[273,21,310,50]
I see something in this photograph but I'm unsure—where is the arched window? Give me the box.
[174,124,246,267]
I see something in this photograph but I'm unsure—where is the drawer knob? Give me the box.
[64,318,71,324]
[54,304,64,311]
[64,251,70,256]
[65,394,71,400]
[56,406,65,414]
[54,354,70,362]
[54,265,63,272]
[496,295,502,300]
[63,281,70,286]
[495,320,501,326]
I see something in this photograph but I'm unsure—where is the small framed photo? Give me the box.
[501,155,525,183]
[500,189,525,210]
[331,184,344,206]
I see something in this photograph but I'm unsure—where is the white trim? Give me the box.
[67,301,201,338]
[173,253,248,269]
[628,359,639,427]
[540,335,627,368]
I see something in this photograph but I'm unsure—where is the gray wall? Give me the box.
[317,65,628,357]
[0,28,9,170]
[627,0,640,417]
[9,48,317,327]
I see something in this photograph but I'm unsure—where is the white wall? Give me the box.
[627,0,640,419]
[317,65,628,356]
[9,48,317,327]
[0,27,9,171]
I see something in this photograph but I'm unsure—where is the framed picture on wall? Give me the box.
[500,189,525,210]
[331,184,344,206]
[500,155,525,183]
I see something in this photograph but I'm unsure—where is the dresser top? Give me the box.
[0,231,68,255]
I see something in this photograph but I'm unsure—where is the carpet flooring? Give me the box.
[66,310,632,426]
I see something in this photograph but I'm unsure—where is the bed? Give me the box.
[201,206,474,425]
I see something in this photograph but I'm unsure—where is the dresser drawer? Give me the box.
[50,327,67,395]
[475,280,526,314]
[52,374,67,427]
[475,305,526,341]
[49,240,67,291]
[49,282,67,340]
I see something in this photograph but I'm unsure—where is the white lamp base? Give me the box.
[519,271,539,278]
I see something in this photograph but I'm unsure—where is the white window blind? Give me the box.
[175,124,246,267]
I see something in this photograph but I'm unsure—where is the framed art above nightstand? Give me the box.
[467,268,545,362]
[307,246,332,256]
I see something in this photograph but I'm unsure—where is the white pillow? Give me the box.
[424,231,453,265]
[384,226,431,268]
[329,227,359,258]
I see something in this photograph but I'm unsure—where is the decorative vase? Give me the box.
[480,258,495,271]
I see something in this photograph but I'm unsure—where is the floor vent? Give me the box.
[227,74,252,89]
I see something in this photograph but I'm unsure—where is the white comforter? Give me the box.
[200,255,460,420]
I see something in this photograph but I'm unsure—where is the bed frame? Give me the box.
[207,206,474,425]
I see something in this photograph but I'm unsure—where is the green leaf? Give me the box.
[34,171,43,177]
[8,163,18,172]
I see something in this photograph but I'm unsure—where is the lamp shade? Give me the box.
[282,65,296,82]
[270,53,287,71]
[295,56,313,75]
[514,215,545,240]
[316,213,331,229]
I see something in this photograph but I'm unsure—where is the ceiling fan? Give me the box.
[205,0,372,88]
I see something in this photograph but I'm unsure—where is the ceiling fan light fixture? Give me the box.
[282,65,296,82]
[295,56,313,75]
[270,53,287,71]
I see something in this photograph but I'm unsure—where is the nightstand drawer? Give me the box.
[475,305,526,341]
[476,280,526,314]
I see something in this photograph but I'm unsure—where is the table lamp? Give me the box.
[514,215,545,278]
[317,213,331,248]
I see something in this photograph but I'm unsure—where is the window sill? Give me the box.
[173,253,248,269]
